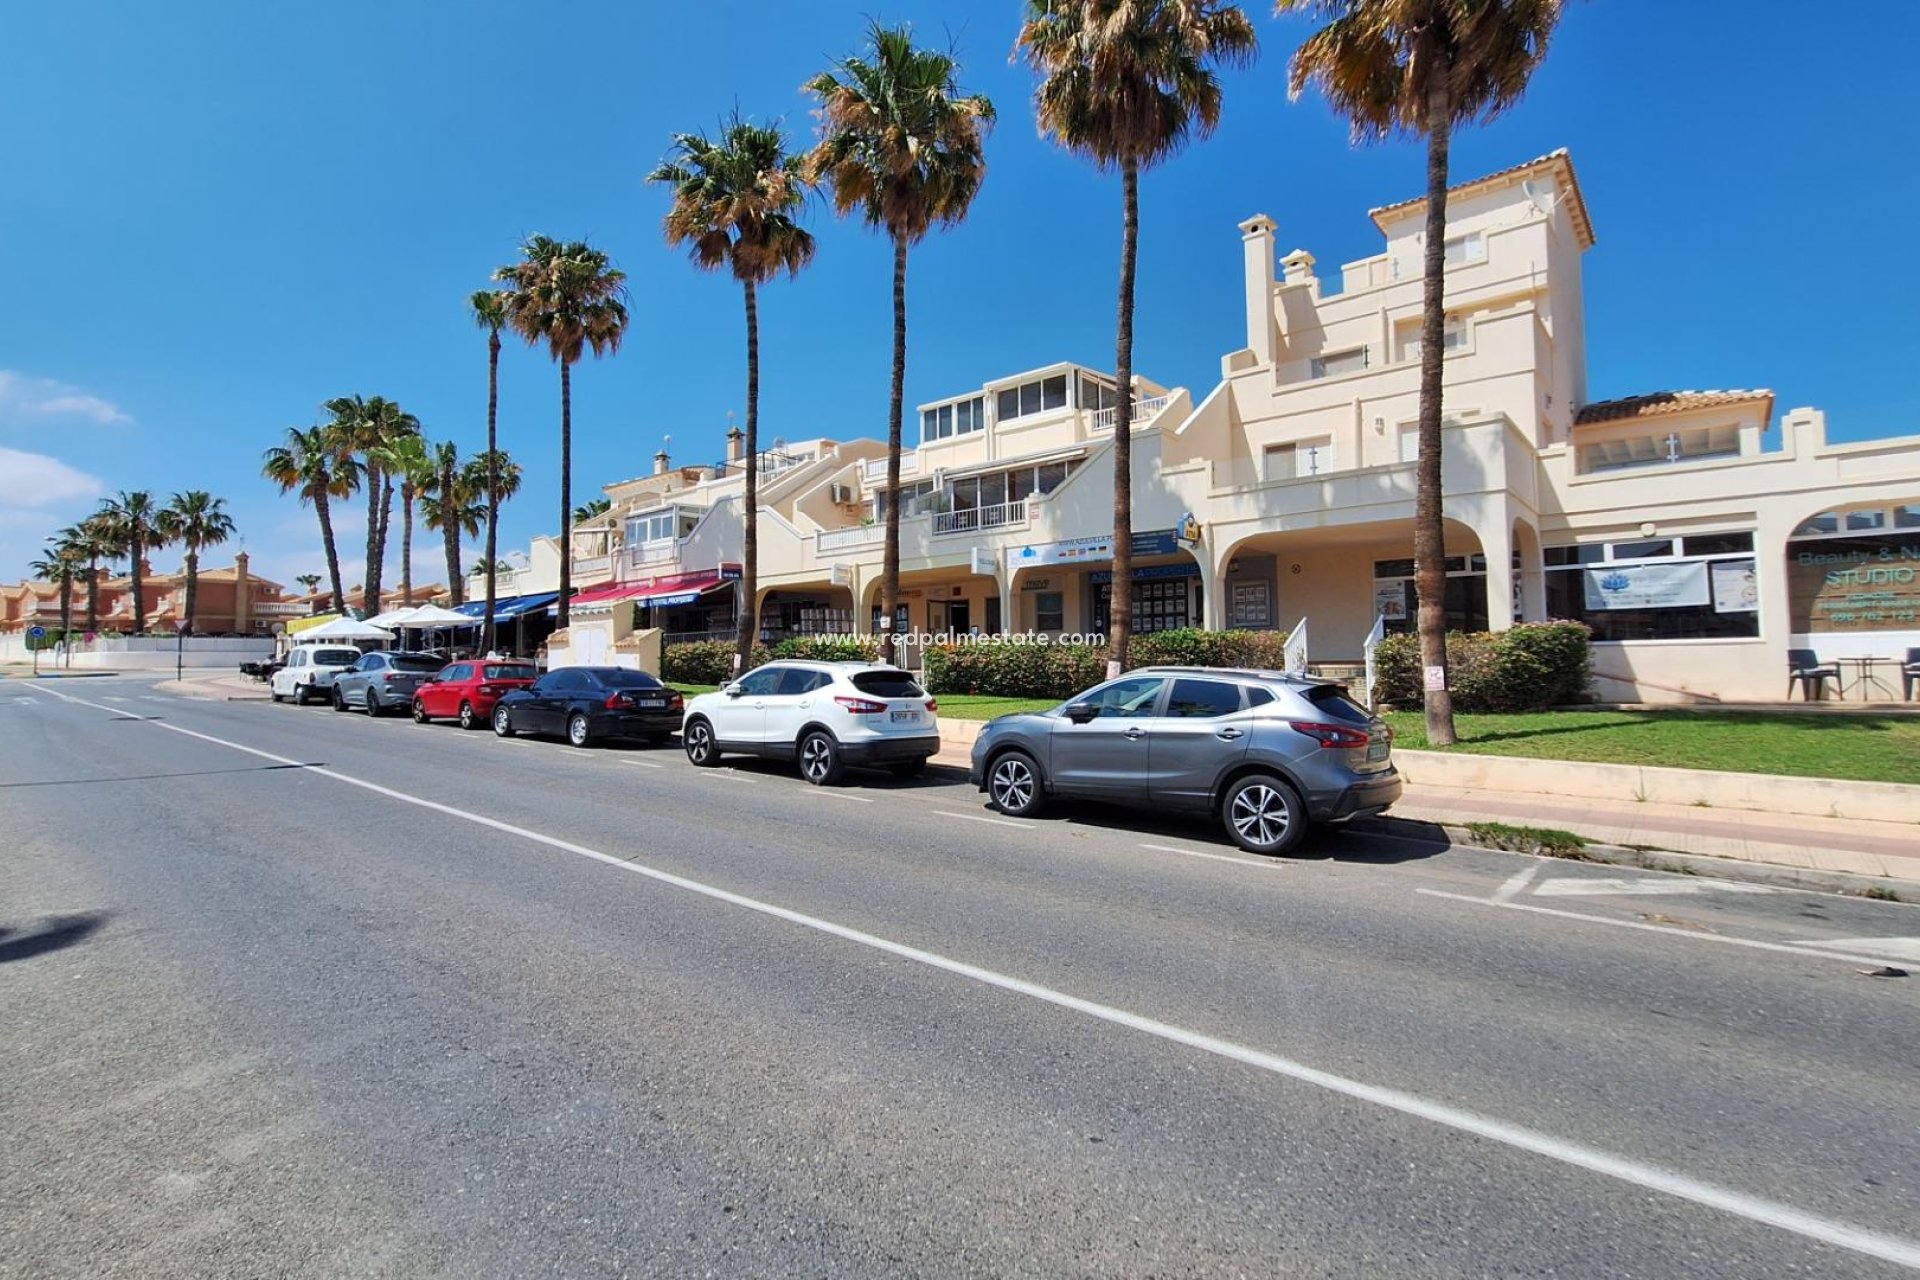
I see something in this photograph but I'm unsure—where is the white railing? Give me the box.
[816,524,885,553]
[253,602,310,617]
[862,454,918,485]
[932,500,1028,536]
[624,541,677,570]
[1091,394,1170,432]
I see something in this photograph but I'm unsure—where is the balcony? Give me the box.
[253,601,310,617]
[623,540,677,570]
[817,524,885,553]
[861,454,918,485]
[1090,395,1170,432]
[932,500,1028,537]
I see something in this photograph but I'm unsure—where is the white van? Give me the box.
[270,643,364,705]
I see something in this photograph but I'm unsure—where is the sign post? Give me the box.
[176,621,189,683]
[27,625,45,675]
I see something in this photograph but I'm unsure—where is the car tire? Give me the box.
[492,705,515,737]
[683,717,719,767]
[1221,774,1308,856]
[797,730,843,786]
[987,749,1045,817]
[332,687,348,712]
[458,701,477,731]
[567,712,594,748]
[269,688,282,704]
[411,698,429,724]
[294,682,311,706]
[364,689,381,717]
[888,759,927,780]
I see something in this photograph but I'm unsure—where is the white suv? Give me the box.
[270,643,363,705]
[681,660,940,784]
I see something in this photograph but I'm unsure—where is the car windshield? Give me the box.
[391,655,446,673]
[483,664,535,680]
[1304,684,1373,725]
[598,669,663,688]
[850,670,923,698]
[312,648,359,666]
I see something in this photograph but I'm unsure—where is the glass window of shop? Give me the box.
[1542,532,1758,641]
[1094,574,1197,636]
[1786,505,1920,634]
[1373,555,1489,635]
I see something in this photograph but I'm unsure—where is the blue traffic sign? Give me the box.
[26,625,46,641]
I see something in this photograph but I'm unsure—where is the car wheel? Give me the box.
[411,698,429,724]
[683,718,719,766]
[364,689,381,717]
[797,730,843,786]
[567,712,594,748]
[1222,774,1307,856]
[888,759,927,780]
[492,705,514,737]
[458,701,477,731]
[332,687,348,712]
[987,750,1044,817]
[294,682,310,706]
[269,688,282,704]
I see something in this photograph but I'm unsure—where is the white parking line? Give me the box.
[815,790,874,803]
[30,681,1920,1273]
[933,809,1026,829]
[1491,860,1543,903]
[1138,842,1278,868]
[1416,889,1900,967]
[621,760,666,770]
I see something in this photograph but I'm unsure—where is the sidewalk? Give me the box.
[154,671,270,700]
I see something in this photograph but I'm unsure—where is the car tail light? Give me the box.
[383,672,396,683]
[668,692,684,710]
[924,698,938,713]
[1289,720,1371,750]
[835,695,886,715]
[605,691,631,709]
[477,684,496,696]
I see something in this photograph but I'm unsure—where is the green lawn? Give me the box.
[1383,709,1920,785]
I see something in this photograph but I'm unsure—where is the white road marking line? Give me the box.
[1789,936,1920,964]
[31,682,1920,1273]
[1534,876,1778,898]
[1416,889,1903,967]
[816,790,874,802]
[933,809,1026,829]
[103,695,127,703]
[620,759,666,770]
[1491,860,1544,903]
[1139,842,1275,868]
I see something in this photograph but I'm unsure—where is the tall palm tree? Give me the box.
[494,236,630,630]
[1019,0,1257,675]
[326,394,420,613]
[650,115,818,673]
[373,432,435,607]
[61,518,111,634]
[295,572,323,598]
[471,289,510,652]
[263,424,361,613]
[29,542,80,645]
[572,498,612,524]
[422,442,485,602]
[465,449,522,527]
[98,491,167,633]
[1280,0,1561,745]
[156,491,236,634]
[804,23,994,663]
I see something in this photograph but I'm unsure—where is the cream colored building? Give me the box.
[572,149,1919,703]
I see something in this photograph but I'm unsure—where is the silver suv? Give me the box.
[967,666,1401,856]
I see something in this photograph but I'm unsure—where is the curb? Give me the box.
[1350,816,1914,903]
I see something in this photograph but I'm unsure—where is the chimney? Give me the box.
[235,552,251,633]
[653,449,671,476]
[1280,248,1318,289]
[1238,214,1278,367]
[726,427,745,463]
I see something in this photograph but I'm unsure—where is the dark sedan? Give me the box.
[491,666,684,748]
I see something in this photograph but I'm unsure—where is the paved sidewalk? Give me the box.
[155,671,271,700]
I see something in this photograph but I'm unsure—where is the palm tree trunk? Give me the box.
[400,489,415,606]
[1415,77,1457,746]
[881,231,908,667]
[58,577,72,648]
[131,530,146,634]
[1108,157,1140,678]
[557,359,573,631]
[483,330,501,654]
[442,458,461,607]
[364,463,383,612]
[736,278,761,673]
[85,558,98,633]
[184,549,199,634]
[317,493,346,615]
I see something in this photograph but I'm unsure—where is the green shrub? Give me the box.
[660,639,768,685]
[924,641,1110,700]
[1374,621,1591,712]
[769,635,882,662]
[1130,627,1292,670]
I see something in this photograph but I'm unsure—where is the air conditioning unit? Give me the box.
[829,483,855,504]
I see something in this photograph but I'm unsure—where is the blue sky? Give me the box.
[3,0,1915,589]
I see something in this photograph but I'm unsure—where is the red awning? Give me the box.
[566,583,651,607]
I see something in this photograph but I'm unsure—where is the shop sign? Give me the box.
[970,546,997,576]
[1088,562,1199,584]
[1372,580,1407,623]
[1788,535,1920,632]
[1709,561,1758,613]
[1014,528,1177,567]
[1583,561,1709,611]
[830,562,852,587]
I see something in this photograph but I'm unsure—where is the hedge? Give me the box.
[922,628,1295,700]
[662,634,885,685]
[1372,621,1591,712]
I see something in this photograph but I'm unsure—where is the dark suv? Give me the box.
[967,666,1401,855]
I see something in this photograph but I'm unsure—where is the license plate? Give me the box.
[636,699,665,709]
[891,710,920,723]
[1367,739,1389,762]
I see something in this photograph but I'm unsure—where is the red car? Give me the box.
[411,658,540,730]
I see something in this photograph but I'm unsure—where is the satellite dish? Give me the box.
[1522,178,1557,217]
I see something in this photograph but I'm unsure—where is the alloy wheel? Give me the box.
[458,701,475,730]
[568,714,590,747]
[493,706,513,737]
[1229,783,1291,851]
[990,757,1035,814]
[799,733,836,785]
[411,698,428,724]
[365,690,380,716]
[684,721,714,765]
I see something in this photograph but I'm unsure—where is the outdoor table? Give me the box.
[1838,655,1896,701]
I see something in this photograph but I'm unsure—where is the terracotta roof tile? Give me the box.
[1574,389,1773,425]
[1370,148,1595,250]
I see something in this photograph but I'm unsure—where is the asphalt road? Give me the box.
[3,673,1918,1279]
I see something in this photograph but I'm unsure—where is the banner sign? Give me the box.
[1788,534,1920,632]
[1583,561,1709,611]
[1088,562,1199,584]
[1710,560,1758,613]
[1015,528,1176,568]
[970,546,997,576]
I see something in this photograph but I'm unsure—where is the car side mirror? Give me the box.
[1065,702,1099,724]
[724,684,743,698]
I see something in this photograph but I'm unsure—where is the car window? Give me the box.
[849,670,922,698]
[1305,684,1373,725]
[599,668,664,689]
[736,667,785,697]
[777,668,831,695]
[442,664,472,682]
[314,648,359,666]
[1246,686,1275,708]
[1164,678,1242,719]
[1078,675,1165,719]
[530,673,565,695]
[483,663,535,681]
[392,655,446,673]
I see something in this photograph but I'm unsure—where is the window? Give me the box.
[393,655,447,673]
[600,669,664,688]
[314,649,360,667]
[996,374,1073,423]
[1682,532,1753,556]
[1543,531,1759,641]
[1846,508,1888,531]
[1077,373,1118,413]
[1305,685,1373,725]
[1035,591,1064,632]
[1443,232,1486,265]
[1310,347,1368,379]
[1036,461,1068,494]
[1897,504,1920,530]
[1400,316,1467,361]
[1266,439,1334,479]
[483,664,535,680]
[851,671,923,698]
[735,667,785,696]
[442,664,473,682]
[777,668,832,695]
[919,396,985,443]
[1398,427,1421,463]
[1578,424,1741,473]
[1079,676,1165,718]
[1164,678,1242,719]
[1608,539,1673,560]
[1371,556,1489,635]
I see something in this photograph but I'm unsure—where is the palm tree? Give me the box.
[495,236,630,630]
[295,572,323,599]
[263,424,361,613]
[61,518,111,634]
[804,24,995,663]
[29,542,80,646]
[373,432,435,607]
[650,115,818,673]
[422,442,485,601]
[471,289,510,652]
[466,449,522,523]
[326,394,421,612]
[1019,0,1257,675]
[98,491,167,633]
[156,491,236,634]
[1280,0,1561,745]
[572,498,611,524]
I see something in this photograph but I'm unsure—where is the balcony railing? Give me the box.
[817,524,885,553]
[861,454,918,485]
[624,540,677,570]
[932,499,1028,536]
[1091,394,1170,432]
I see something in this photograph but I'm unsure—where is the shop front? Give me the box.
[1785,501,1920,671]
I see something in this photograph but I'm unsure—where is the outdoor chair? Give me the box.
[1786,648,1841,701]
[1903,647,1920,701]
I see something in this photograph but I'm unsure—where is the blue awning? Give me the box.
[454,591,560,620]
